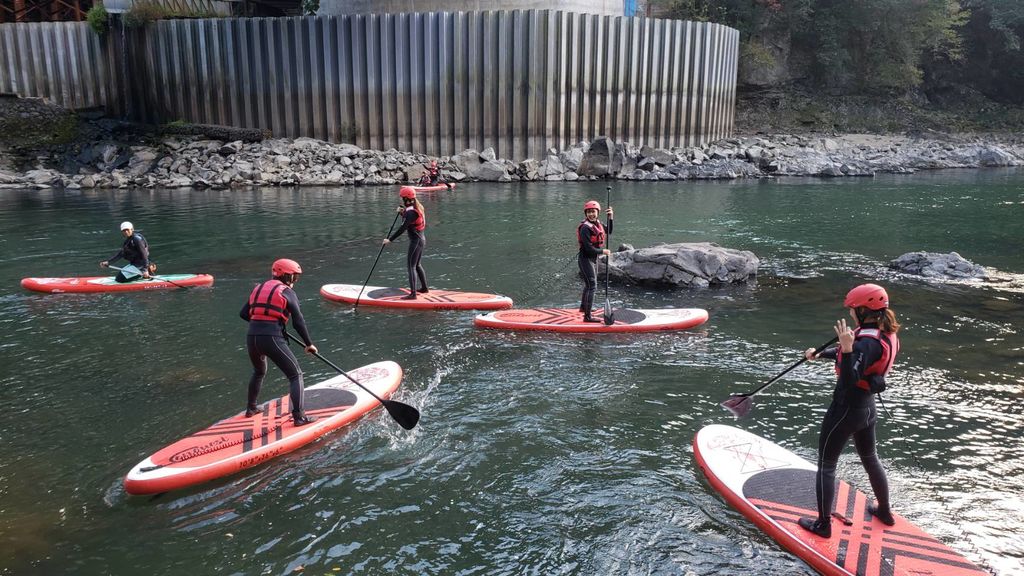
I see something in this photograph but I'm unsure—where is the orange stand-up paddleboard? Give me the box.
[474,307,708,333]
[21,274,213,293]
[124,361,402,495]
[693,425,987,576]
[321,283,512,310]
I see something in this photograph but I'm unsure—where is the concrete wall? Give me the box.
[318,1,625,17]
[0,11,739,160]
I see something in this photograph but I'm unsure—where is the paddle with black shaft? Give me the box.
[285,331,420,430]
[107,264,189,290]
[602,185,615,325]
[354,212,402,308]
[720,336,839,418]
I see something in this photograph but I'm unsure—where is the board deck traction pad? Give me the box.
[320,283,512,309]
[474,307,709,332]
[124,362,399,494]
[694,425,987,576]
[143,387,358,471]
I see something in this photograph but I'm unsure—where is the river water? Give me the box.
[1,171,1022,575]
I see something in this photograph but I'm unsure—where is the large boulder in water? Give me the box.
[889,251,988,279]
[601,242,759,288]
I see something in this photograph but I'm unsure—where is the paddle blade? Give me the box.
[383,399,420,430]
[720,394,754,418]
[603,305,614,325]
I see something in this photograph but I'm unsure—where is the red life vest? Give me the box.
[835,327,900,391]
[407,206,426,232]
[577,220,606,249]
[248,279,290,324]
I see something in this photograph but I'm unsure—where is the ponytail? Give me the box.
[414,198,425,219]
[856,306,900,334]
[880,308,900,334]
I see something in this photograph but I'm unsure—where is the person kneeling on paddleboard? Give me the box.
[382,187,428,300]
[417,169,432,186]
[239,258,319,427]
[798,283,901,538]
[428,160,442,185]
[577,200,613,322]
[99,221,153,283]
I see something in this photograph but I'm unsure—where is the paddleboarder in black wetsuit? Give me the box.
[99,221,152,282]
[383,186,428,299]
[428,160,441,185]
[577,200,613,322]
[798,283,901,538]
[239,258,319,427]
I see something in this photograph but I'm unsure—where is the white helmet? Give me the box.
[120,221,133,231]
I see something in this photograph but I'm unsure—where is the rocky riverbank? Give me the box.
[2,97,1023,190]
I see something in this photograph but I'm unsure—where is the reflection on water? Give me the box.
[1,171,1022,575]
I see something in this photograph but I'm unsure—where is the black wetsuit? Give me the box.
[108,232,150,282]
[389,206,427,293]
[239,286,313,420]
[428,167,440,185]
[577,218,612,315]
[811,327,891,527]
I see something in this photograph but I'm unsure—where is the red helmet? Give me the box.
[271,258,302,276]
[583,200,601,212]
[844,283,889,310]
[400,186,417,199]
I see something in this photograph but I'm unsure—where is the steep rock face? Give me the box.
[889,251,988,280]
[601,242,759,288]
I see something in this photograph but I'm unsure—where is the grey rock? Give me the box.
[889,251,988,280]
[453,149,482,174]
[601,242,759,288]
[479,147,497,162]
[219,141,242,155]
[578,136,616,177]
[470,159,508,181]
[978,146,1016,167]
[560,145,585,172]
[538,154,564,178]
[640,145,675,166]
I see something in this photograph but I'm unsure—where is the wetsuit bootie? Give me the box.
[245,406,263,418]
[868,504,896,526]
[400,293,417,300]
[582,314,603,323]
[293,415,318,427]
[797,517,832,538]
[418,287,429,294]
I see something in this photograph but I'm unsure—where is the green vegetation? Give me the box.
[86,4,109,36]
[302,0,320,16]
[123,1,219,28]
[653,0,1024,106]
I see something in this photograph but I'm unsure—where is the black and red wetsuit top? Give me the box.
[389,205,426,241]
[818,324,899,405]
[577,218,612,260]
[239,280,313,345]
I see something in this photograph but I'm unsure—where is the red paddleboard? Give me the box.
[410,183,454,192]
[693,424,987,576]
[474,307,708,333]
[321,283,512,310]
[21,274,214,293]
[124,361,402,495]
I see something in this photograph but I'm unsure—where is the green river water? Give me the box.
[1,171,1022,575]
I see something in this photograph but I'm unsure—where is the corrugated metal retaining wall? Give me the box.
[0,12,738,160]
